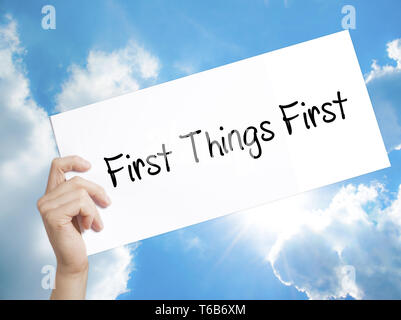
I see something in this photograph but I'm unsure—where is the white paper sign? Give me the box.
[50,31,390,255]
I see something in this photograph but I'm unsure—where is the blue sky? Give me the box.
[0,0,401,299]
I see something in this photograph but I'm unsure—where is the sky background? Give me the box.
[0,0,401,299]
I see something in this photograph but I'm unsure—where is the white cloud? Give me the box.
[0,15,58,299]
[55,41,160,112]
[173,61,197,76]
[0,15,149,299]
[186,236,203,251]
[266,183,401,299]
[364,38,401,152]
[263,0,290,8]
[365,38,401,83]
[87,245,137,299]
[0,15,56,184]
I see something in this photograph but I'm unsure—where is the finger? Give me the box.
[46,156,91,193]
[60,190,104,232]
[45,176,111,208]
[38,188,104,214]
[45,196,99,231]
[91,210,104,232]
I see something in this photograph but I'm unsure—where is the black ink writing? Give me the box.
[279,91,348,135]
[104,144,172,188]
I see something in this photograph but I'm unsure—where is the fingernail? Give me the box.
[83,159,91,168]
[105,195,112,205]
[92,219,103,232]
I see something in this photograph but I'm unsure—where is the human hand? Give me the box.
[37,156,111,299]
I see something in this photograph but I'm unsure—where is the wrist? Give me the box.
[51,263,89,300]
[57,259,89,277]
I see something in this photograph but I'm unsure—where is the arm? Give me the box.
[51,264,89,300]
[37,156,111,299]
